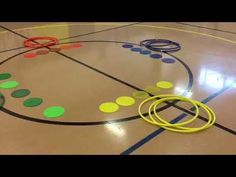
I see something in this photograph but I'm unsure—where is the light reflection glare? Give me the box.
[175,87,193,98]
[199,68,235,89]
[105,123,125,137]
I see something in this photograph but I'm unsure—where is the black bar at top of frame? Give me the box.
[0,0,236,21]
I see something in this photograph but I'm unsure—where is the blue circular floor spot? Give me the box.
[150,53,162,59]
[162,58,175,63]
[131,47,142,52]
[140,50,152,55]
[122,44,134,48]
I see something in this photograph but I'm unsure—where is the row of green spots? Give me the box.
[12,89,43,107]
[11,88,43,108]
[11,88,64,118]
[0,73,19,89]
[0,72,64,118]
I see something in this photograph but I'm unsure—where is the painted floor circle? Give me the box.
[156,81,173,89]
[0,73,12,80]
[132,91,149,99]
[116,96,135,106]
[23,53,37,58]
[99,102,119,113]
[23,98,43,107]
[11,89,31,98]
[44,106,65,118]
[0,81,19,89]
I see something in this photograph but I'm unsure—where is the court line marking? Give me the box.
[0,25,193,125]
[176,22,236,35]
[0,26,234,133]
[172,102,236,135]
[1,24,235,130]
[0,24,235,153]
[0,38,192,125]
[0,46,26,54]
[0,39,234,133]
[1,22,236,45]
[121,81,236,155]
[44,40,236,135]
[59,22,142,41]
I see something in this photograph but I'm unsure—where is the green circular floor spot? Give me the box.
[0,81,19,89]
[44,106,65,118]
[23,97,43,107]
[132,91,149,99]
[0,73,11,80]
[11,89,31,98]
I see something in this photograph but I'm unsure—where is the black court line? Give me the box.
[2,24,235,152]
[59,22,142,41]
[0,25,146,92]
[0,24,192,105]
[57,42,235,133]
[1,24,233,134]
[0,25,29,40]
[0,25,194,126]
[1,24,234,136]
[121,81,236,155]
[0,40,192,125]
[1,40,234,134]
[173,104,236,135]
[0,46,25,54]
[177,22,236,35]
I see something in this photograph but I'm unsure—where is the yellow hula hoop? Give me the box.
[148,96,199,127]
[138,94,216,133]
[138,94,195,125]
[153,98,216,132]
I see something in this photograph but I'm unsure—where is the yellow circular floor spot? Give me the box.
[156,81,173,89]
[116,96,135,106]
[144,86,160,95]
[99,102,119,113]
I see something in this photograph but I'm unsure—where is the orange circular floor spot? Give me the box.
[36,49,49,55]
[23,52,37,58]
[72,43,82,48]
[60,45,73,50]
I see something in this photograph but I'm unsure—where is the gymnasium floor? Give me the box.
[0,22,235,154]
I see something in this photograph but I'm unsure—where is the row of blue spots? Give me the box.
[122,43,175,64]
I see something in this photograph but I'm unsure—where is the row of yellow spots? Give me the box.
[99,81,173,113]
